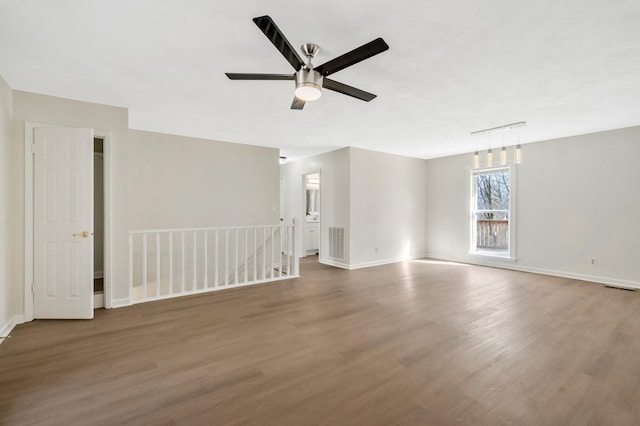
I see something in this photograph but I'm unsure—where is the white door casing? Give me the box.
[33,127,94,319]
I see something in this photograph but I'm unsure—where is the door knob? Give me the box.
[72,231,89,238]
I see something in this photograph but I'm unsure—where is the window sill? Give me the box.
[468,250,517,262]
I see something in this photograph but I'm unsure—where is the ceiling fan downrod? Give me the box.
[296,43,322,101]
[301,43,320,69]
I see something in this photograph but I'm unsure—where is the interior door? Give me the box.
[33,127,94,319]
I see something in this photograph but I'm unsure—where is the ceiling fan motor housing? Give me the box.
[295,69,323,101]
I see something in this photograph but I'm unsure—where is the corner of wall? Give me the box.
[0,73,20,331]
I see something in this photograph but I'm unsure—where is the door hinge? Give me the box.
[31,144,36,154]
[32,281,35,294]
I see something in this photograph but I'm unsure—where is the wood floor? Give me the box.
[1,258,639,425]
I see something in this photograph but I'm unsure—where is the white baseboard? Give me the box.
[94,271,104,279]
[320,253,430,271]
[94,293,104,309]
[0,315,25,341]
[348,253,430,270]
[509,265,640,289]
[110,297,132,308]
[320,258,350,269]
[423,252,640,289]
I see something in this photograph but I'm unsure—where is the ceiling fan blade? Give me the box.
[323,78,377,102]
[291,97,305,110]
[315,38,389,77]
[253,15,305,71]
[225,73,294,80]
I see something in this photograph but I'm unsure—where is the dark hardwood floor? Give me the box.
[1,257,639,425]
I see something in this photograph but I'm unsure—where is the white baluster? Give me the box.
[244,228,248,283]
[193,231,197,291]
[262,227,267,280]
[225,229,229,286]
[292,221,298,276]
[270,226,275,279]
[253,228,257,281]
[156,232,161,297]
[214,230,219,288]
[128,233,133,298]
[278,227,283,278]
[142,233,148,301]
[286,225,291,277]
[235,228,239,284]
[169,232,173,295]
[204,231,208,288]
[181,231,185,293]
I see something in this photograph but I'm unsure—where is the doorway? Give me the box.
[93,137,105,309]
[302,172,320,258]
[24,123,111,321]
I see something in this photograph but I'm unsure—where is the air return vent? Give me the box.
[604,285,636,292]
[328,227,345,260]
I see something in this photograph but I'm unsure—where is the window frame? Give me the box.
[469,165,516,260]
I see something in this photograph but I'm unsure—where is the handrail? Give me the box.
[129,224,283,234]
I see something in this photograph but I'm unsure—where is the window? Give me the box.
[471,167,512,257]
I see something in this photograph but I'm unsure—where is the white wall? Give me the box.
[12,90,130,303]
[0,74,18,337]
[280,148,351,266]
[127,130,280,230]
[349,148,429,268]
[282,147,429,270]
[425,126,640,287]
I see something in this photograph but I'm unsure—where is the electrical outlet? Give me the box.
[590,258,598,266]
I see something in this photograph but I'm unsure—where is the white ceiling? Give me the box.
[1,0,639,160]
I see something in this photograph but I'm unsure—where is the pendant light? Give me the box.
[471,121,526,168]
[473,137,479,168]
[500,132,507,165]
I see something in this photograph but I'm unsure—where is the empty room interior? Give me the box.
[1,1,639,424]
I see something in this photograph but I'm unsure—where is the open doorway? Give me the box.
[303,172,320,258]
[94,137,105,308]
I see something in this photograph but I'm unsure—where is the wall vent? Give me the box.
[604,285,636,292]
[328,227,345,260]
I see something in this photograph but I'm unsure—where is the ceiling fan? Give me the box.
[225,15,389,110]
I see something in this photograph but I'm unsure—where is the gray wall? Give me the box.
[12,90,131,303]
[349,147,428,267]
[8,90,281,318]
[425,126,640,287]
[0,74,17,335]
[127,130,280,230]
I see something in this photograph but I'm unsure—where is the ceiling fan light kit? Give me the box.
[294,69,323,101]
[225,15,389,110]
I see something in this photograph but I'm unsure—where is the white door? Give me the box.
[34,127,94,319]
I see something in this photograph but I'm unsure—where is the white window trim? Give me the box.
[469,165,516,261]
